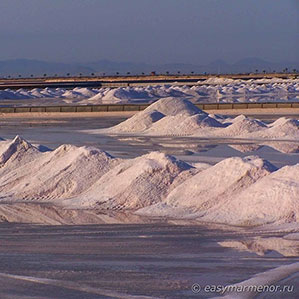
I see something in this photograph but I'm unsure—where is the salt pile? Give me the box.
[0,143,118,202]
[102,97,208,134]
[64,152,194,210]
[203,164,299,225]
[137,156,277,220]
[140,160,299,227]
[0,78,298,105]
[98,98,299,140]
[0,136,298,227]
[0,136,42,175]
[219,115,267,137]
[248,117,299,139]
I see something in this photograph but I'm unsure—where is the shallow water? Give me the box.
[0,223,298,298]
[0,115,298,168]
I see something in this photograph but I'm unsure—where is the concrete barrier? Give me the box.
[76,106,93,112]
[0,102,298,114]
[248,103,262,108]
[0,107,15,113]
[232,103,248,109]
[277,103,292,108]
[30,107,47,113]
[219,103,233,109]
[60,106,77,113]
[203,104,218,110]
[262,103,277,108]
[107,105,124,112]
[45,106,61,112]
[92,105,109,112]
[15,107,31,113]
[195,104,204,110]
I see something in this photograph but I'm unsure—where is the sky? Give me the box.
[0,0,298,65]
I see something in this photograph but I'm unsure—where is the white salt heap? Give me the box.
[203,164,299,226]
[219,115,267,137]
[102,97,209,134]
[0,136,298,227]
[0,143,118,202]
[64,151,195,209]
[0,136,42,175]
[0,78,298,105]
[97,98,299,140]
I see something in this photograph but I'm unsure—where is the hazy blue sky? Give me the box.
[0,0,298,64]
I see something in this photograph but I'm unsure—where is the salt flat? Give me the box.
[0,223,298,299]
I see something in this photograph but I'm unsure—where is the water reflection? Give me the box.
[107,135,299,167]
[219,236,299,257]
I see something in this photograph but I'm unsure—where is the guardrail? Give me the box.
[0,102,298,114]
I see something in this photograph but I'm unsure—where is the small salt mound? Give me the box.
[106,109,165,133]
[100,88,153,104]
[220,115,267,137]
[203,164,299,226]
[0,144,118,202]
[0,136,41,174]
[67,152,194,209]
[144,97,203,116]
[247,117,299,140]
[163,156,276,212]
[145,113,223,136]
[199,78,236,85]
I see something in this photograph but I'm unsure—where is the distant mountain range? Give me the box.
[0,58,298,77]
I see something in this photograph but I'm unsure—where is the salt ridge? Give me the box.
[0,136,298,227]
[0,78,298,104]
[97,98,299,140]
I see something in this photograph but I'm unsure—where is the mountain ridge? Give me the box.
[0,58,298,77]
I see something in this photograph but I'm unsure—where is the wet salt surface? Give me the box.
[0,115,298,168]
[0,223,298,298]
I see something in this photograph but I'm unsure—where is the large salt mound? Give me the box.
[143,97,202,116]
[219,115,267,137]
[145,113,223,136]
[248,117,299,140]
[164,156,275,210]
[104,109,165,133]
[0,144,118,202]
[0,136,42,174]
[203,164,299,226]
[98,97,298,139]
[65,152,195,209]
[101,97,215,134]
